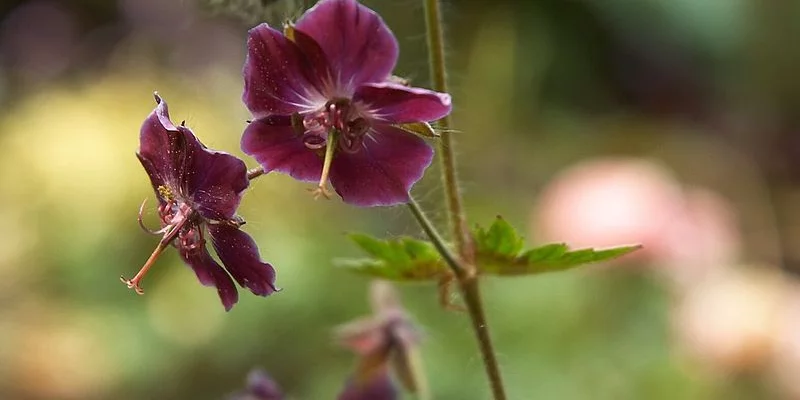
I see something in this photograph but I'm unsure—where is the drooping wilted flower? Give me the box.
[241,0,452,207]
[121,93,277,311]
[335,281,425,399]
[228,368,284,400]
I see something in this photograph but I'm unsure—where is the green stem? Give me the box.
[422,1,507,398]
[407,198,464,278]
[459,277,507,400]
[423,0,470,260]
[407,198,507,400]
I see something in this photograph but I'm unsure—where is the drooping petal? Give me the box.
[295,0,398,91]
[354,82,452,124]
[180,246,239,311]
[241,116,323,182]
[136,94,250,220]
[180,128,249,220]
[329,125,434,207]
[208,224,277,297]
[136,93,182,189]
[244,24,324,117]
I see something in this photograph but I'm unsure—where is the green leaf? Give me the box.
[474,216,524,259]
[474,217,641,276]
[335,234,448,281]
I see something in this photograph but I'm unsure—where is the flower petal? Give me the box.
[244,24,324,117]
[180,247,239,311]
[295,0,398,91]
[181,131,249,221]
[354,82,452,124]
[136,93,182,189]
[241,116,323,182]
[208,224,277,297]
[330,125,434,207]
[137,94,249,220]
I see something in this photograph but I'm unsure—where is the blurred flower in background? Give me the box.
[227,368,284,400]
[335,280,423,400]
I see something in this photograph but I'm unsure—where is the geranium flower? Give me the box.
[335,281,424,399]
[241,0,452,207]
[121,93,277,311]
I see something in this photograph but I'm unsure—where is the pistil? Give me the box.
[311,129,339,200]
[121,203,193,294]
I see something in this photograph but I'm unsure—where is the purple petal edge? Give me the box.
[180,247,239,311]
[209,224,278,297]
[329,125,434,207]
[354,82,452,124]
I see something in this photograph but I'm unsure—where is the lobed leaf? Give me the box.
[335,234,447,282]
[474,217,641,276]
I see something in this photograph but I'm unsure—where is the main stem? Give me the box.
[407,200,507,400]
[424,0,469,259]
[422,1,507,398]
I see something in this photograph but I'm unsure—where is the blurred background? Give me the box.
[1,0,800,398]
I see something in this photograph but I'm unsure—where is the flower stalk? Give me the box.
[421,0,508,399]
[423,0,470,260]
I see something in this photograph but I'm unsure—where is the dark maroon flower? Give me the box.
[335,281,424,398]
[121,93,277,311]
[241,0,451,207]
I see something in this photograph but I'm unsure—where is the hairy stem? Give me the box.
[407,198,507,400]
[407,198,463,277]
[422,1,507,398]
[423,0,470,260]
[459,277,506,400]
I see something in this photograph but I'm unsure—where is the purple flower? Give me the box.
[121,93,277,311]
[240,0,452,207]
[228,369,284,400]
[335,281,424,398]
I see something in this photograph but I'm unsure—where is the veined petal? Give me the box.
[241,116,323,182]
[136,94,181,190]
[181,129,249,221]
[291,28,334,94]
[244,24,323,117]
[208,224,277,297]
[354,82,452,124]
[295,0,398,91]
[330,125,434,207]
[137,95,249,220]
[180,247,239,311]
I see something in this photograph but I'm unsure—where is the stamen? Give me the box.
[310,129,338,200]
[137,197,169,235]
[157,185,174,201]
